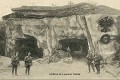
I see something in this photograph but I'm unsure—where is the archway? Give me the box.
[58,38,88,59]
[15,34,43,60]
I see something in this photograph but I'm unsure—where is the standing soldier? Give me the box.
[11,52,19,75]
[24,52,32,75]
[67,47,71,57]
[86,50,95,73]
[94,53,102,74]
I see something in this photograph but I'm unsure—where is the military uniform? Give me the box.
[24,55,32,75]
[67,47,71,57]
[86,54,95,73]
[11,55,19,75]
[94,54,102,74]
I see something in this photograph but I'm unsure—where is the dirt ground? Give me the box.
[0,56,120,79]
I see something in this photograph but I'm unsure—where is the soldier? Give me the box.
[11,52,19,75]
[94,53,102,74]
[24,52,32,75]
[86,50,95,73]
[67,47,71,57]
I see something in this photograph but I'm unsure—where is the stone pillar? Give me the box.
[5,20,15,57]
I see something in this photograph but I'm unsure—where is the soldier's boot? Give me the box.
[28,67,30,75]
[89,69,90,73]
[91,64,95,72]
[96,67,100,74]
[12,70,14,74]
[93,68,95,72]
[15,68,17,75]
[28,69,29,75]
[88,64,90,73]
[96,70,99,74]
[95,65,99,74]
[12,66,14,74]
[26,69,28,75]
[98,67,100,74]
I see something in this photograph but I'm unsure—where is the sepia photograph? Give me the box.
[0,0,120,79]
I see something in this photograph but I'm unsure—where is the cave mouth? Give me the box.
[15,34,43,60]
[58,38,88,59]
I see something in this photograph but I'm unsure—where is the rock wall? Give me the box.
[5,14,119,58]
[5,15,85,57]
[85,14,118,58]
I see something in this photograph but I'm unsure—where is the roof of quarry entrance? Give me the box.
[2,3,120,20]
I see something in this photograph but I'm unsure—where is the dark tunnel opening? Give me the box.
[58,38,88,58]
[15,34,43,60]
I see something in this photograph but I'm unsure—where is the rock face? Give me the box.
[85,14,118,59]
[5,15,85,57]
[4,14,120,60]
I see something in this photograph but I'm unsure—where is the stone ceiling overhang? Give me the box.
[2,3,120,20]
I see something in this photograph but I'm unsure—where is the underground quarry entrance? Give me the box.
[58,38,88,59]
[15,34,43,60]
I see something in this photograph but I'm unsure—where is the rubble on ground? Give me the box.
[36,56,50,64]
[62,56,73,64]
[36,50,73,64]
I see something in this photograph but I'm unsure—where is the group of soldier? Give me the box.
[66,47,103,74]
[86,50,103,74]
[11,52,32,75]
[11,48,103,75]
